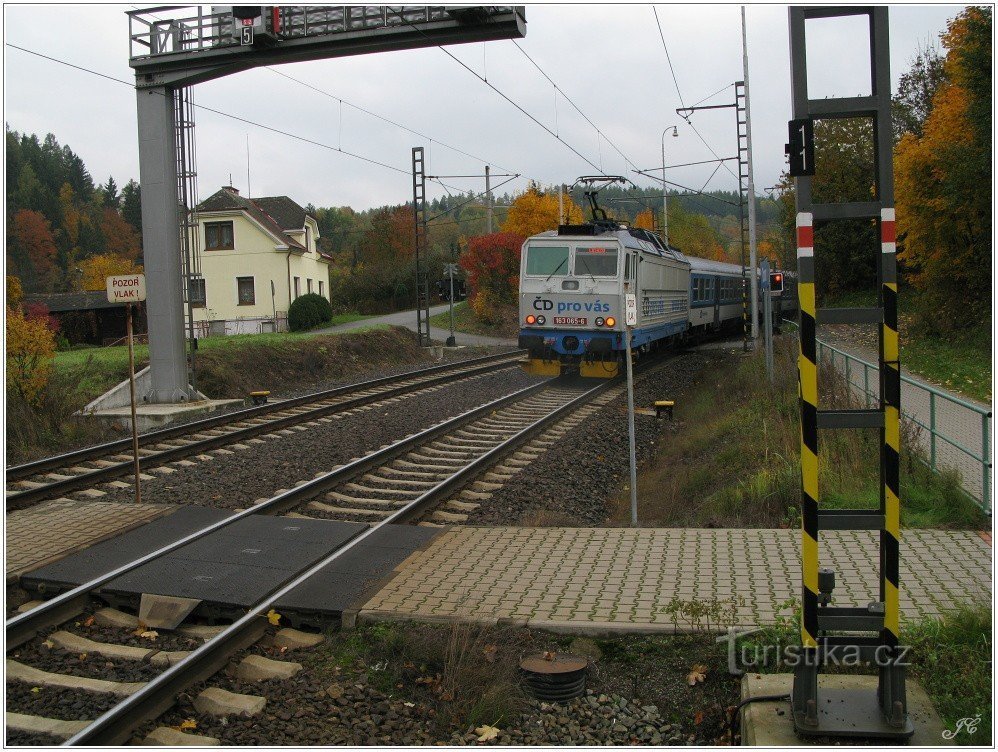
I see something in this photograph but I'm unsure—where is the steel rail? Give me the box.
[6,352,526,509]
[61,378,610,745]
[7,350,523,482]
[7,380,550,649]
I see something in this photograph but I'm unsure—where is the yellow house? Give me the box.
[188,186,332,335]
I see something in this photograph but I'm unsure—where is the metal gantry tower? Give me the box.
[411,147,431,347]
[735,80,751,353]
[788,6,911,739]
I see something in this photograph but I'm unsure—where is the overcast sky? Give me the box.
[4,3,962,213]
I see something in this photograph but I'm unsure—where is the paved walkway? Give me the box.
[362,527,991,631]
[6,498,172,582]
[817,332,993,506]
[315,304,517,348]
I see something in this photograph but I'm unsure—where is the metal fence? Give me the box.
[816,339,993,513]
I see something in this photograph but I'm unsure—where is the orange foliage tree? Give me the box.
[633,209,656,231]
[6,305,56,405]
[79,254,143,291]
[101,208,142,260]
[895,6,991,330]
[7,209,59,291]
[501,183,583,238]
[459,232,524,324]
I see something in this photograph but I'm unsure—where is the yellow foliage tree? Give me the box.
[501,183,584,238]
[79,254,143,291]
[6,305,56,405]
[633,209,655,231]
[7,275,24,308]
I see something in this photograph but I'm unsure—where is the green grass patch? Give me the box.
[428,301,518,339]
[824,291,991,403]
[624,339,986,529]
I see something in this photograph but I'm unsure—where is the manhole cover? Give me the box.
[520,653,588,701]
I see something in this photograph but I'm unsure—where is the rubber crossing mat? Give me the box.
[22,506,442,618]
[21,506,230,592]
[275,524,441,621]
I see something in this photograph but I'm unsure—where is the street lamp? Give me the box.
[661,125,679,245]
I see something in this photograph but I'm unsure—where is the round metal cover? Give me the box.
[520,653,588,675]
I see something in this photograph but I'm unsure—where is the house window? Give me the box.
[318,280,324,298]
[293,277,300,299]
[188,277,206,307]
[205,221,234,250]
[237,276,255,305]
[307,279,313,294]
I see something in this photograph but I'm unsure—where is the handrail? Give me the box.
[817,339,991,417]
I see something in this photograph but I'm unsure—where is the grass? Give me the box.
[823,290,991,404]
[428,301,518,339]
[52,315,376,397]
[617,338,986,529]
[745,602,991,745]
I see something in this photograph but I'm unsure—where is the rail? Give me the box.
[816,339,992,513]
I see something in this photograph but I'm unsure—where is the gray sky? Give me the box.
[4,3,962,212]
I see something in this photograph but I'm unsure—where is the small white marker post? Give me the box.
[107,273,147,504]
[624,289,639,527]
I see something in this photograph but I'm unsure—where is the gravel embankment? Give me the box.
[466,348,729,526]
[94,367,542,510]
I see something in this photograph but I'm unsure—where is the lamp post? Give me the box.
[661,125,679,244]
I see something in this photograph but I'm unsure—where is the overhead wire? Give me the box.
[386,9,605,175]
[511,40,638,172]
[651,6,739,182]
[5,42,412,177]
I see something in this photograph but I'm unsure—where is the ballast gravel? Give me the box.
[93,367,542,510]
[466,348,728,526]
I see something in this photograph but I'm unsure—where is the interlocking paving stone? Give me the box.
[362,527,992,630]
[6,498,172,580]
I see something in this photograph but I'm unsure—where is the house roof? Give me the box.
[24,291,126,312]
[196,188,307,251]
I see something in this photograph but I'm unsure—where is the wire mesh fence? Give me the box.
[816,339,993,513]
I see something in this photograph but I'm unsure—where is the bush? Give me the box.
[288,293,333,332]
[6,305,56,405]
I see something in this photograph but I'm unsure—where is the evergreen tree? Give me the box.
[120,179,142,236]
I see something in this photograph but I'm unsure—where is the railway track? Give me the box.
[6,376,614,745]
[5,351,524,511]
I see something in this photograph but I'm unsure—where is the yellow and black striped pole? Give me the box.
[880,207,901,648]
[796,211,819,650]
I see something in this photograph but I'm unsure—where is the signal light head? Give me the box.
[605,317,616,328]
[525,315,536,325]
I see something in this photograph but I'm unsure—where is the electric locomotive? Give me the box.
[517,176,793,378]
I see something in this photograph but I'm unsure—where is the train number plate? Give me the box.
[554,316,587,325]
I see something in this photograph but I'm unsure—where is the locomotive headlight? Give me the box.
[605,316,616,327]
[595,317,605,327]
[525,315,536,325]
[536,315,546,325]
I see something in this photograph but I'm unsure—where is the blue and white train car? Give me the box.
[517,221,793,378]
[517,225,689,378]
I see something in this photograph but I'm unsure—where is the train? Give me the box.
[517,218,796,379]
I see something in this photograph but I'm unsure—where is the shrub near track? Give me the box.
[619,337,986,529]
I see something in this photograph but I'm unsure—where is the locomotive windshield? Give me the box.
[525,245,569,277]
[574,247,618,277]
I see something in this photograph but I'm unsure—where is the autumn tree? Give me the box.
[633,209,656,231]
[667,201,728,262]
[79,254,143,291]
[895,6,991,331]
[100,208,142,260]
[6,304,56,406]
[501,183,583,238]
[7,209,59,291]
[7,275,24,308]
[460,232,524,324]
